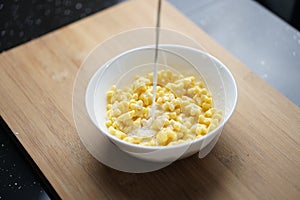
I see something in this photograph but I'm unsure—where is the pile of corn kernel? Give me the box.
[105,70,222,146]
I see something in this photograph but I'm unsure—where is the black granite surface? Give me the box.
[0,0,124,52]
[0,116,59,200]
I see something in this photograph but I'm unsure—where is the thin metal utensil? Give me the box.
[151,0,162,121]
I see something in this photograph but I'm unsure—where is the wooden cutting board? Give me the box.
[0,0,299,199]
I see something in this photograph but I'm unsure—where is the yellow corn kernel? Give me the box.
[208,119,219,132]
[106,104,112,110]
[111,108,122,117]
[141,142,151,146]
[167,130,177,141]
[117,110,135,121]
[123,137,133,143]
[156,130,168,145]
[198,115,211,126]
[201,95,209,102]
[204,108,213,117]
[198,81,204,88]
[139,92,152,106]
[190,104,202,116]
[112,121,122,130]
[170,120,181,132]
[174,108,181,115]
[123,137,141,144]
[183,134,195,140]
[133,93,138,100]
[106,109,111,118]
[133,118,141,127]
[167,112,177,120]
[199,88,208,95]
[202,102,212,111]
[150,139,157,146]
[162,102,175,111]
[108,126,126,139]
[180,126,188,135]
[142,107,150,118]
[171,98,181,108]
[213,110,223,121]
[194,124,207,136]
[152,115,168,130]
[166,82,185,97]
[105,120,112,127]
[157,97,163,104]
[181,76,195,88]
[117,101,129,113]
[176,114,183,123]
[106,89,114,98]
[193,95,202,105]
[183,120,192,129]
[122,126,133,134]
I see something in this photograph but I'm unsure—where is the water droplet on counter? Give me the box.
[75,2,82,10]
[35,18,42,25]
[85,8,91,14]
[292,51,296,56]
[9,30,14,36]
[36,4,43,10]
[19,31,24,38]
[0,4,4,10]
[64,0,72,6]
[14,182,17,186]
[1,144,4,147]
[9,174,12,177]
[18,186,22,189]
[262,74,268,78]
[64,9,71,15]
[44,9,51,16]
[260,60,265,66]
[1,30,5,36]
[26,19,33,26]
[55,0,61,6]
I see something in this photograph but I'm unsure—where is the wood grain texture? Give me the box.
[0,0,299,199]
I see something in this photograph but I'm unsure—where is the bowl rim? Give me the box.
[88,44,238,150]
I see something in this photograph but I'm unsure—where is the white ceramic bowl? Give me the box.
[86,45,237,162]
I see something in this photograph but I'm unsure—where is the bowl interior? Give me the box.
[91,45,237,150]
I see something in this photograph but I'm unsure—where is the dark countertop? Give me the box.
[0,0,124,52]
[0,117,59,200]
